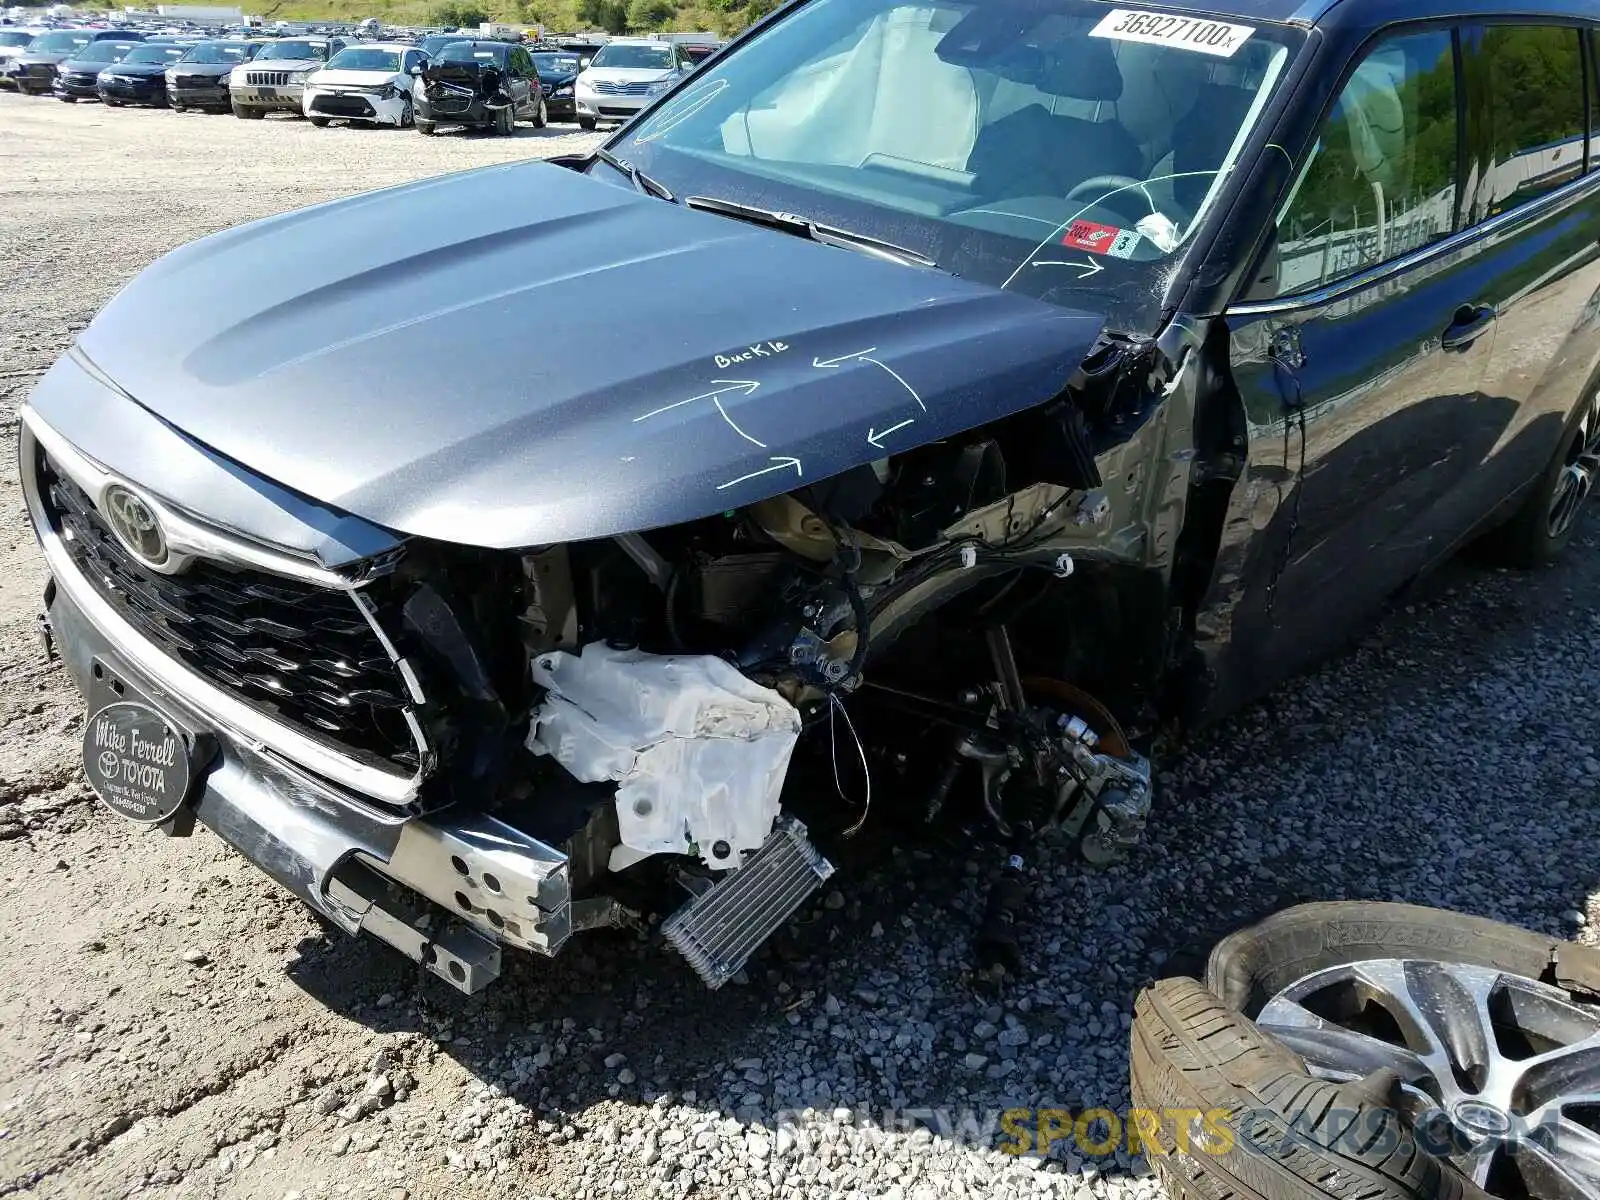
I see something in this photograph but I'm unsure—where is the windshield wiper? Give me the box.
[594,148,676,203]
[683,195,938,270]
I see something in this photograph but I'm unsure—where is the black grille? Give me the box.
[310,93,375,117]
[173,74,221,88]
[247,70,291,86]
[42,457,422,778]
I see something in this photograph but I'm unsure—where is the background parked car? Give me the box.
[413,39,544,136]
[229,36,342,119]
[572,37,691,131]
[166,38,257,112]
[6,28,138,95]
[0,27,43,87]
[302,42,423,128]
[96,41,185,107]
[52,37,144,102]
[529,48,580,123]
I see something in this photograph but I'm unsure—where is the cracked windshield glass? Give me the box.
[612,0,1302,311]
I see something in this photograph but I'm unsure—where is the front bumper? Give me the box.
[304,86,408,126]
[167,80,231,107]
[545,89,576,120]
[575,92,654,123]
[21,411,575,993]
[230,81,306,112]
[98,77,164,103]
[53,76,101,99]
[13,67,58,94]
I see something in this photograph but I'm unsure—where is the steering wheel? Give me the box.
[1064,174,1153,212]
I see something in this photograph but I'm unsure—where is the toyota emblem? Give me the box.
[102,484,168,568]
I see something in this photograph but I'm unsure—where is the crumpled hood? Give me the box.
[68,161,1106,549]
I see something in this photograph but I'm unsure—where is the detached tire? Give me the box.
[1130,978,1489,1200]
[578,115,595,130]
[309,116,330,127]
[1205,901,1559,1015]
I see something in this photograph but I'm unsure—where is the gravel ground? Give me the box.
[1,91,1598,1200]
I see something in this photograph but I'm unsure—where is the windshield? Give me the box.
[327,47,399,70]
[75,40,140,63]
[419,34,467,55]
[532,52,579,74]
[124,44,184,63]
[613,0,1299,314]
[591,43,673,70]
[181,41,251,63]
[26,31,92,53]
[439,43,506,64]
[0,32,35,48]
[255,39,326,60]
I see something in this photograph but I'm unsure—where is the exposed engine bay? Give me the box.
[388,336,1171,989]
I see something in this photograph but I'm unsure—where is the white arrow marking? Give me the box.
[1030,257,1105,280]
[812,347,924,411]
[634,379,760,423]
[716,455,804,491]
[812,347,879,369]
[712,396,766,448]
[866,419,914,449]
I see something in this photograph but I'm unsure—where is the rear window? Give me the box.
[1468,25,1587,219]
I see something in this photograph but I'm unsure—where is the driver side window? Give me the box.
[1275,29,1458,295]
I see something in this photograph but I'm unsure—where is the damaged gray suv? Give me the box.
[23,0,1600,992]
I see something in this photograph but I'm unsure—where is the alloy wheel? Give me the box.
[1549,390,1600,539]
[1258,958,1600,1199]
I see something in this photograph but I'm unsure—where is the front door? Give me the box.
[1202,27,1502,706]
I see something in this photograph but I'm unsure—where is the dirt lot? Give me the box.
[1,91,1598,1200]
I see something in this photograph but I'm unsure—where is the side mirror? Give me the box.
[408,63,422,75]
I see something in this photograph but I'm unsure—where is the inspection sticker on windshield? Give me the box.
[1089,9,1256,58]
[1062,220,1142,258]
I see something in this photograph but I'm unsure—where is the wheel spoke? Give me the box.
[1257,997,1432,1085]
[1517,1035,1600,1114]
[1516,1129,1600,1200]
[1379,960,1497,1088]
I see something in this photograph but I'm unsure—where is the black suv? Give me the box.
[22,0,1600,995]
[413,39,545,134]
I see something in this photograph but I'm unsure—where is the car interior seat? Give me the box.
[964,38,1142,201]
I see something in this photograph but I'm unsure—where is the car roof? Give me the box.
[1200,0,1600,27]
[344,41,411,51]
